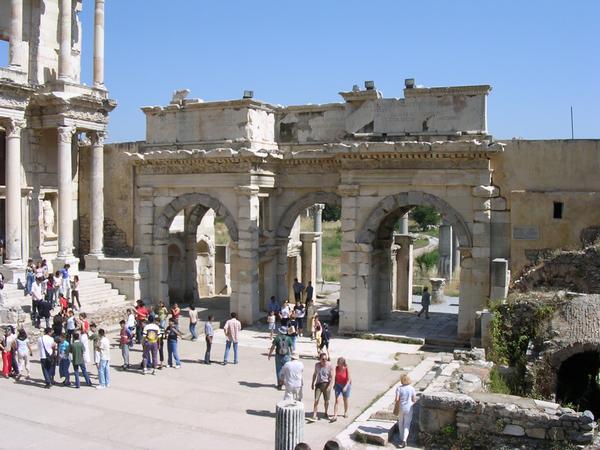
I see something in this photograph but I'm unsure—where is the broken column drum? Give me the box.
[275,400,304,450]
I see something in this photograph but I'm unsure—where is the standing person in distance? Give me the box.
[279,351,304,401]
[222,312,242,365]
[118,319,132,370]
[394,374,417,448]
[165,317,183,368]
[332,357,352,421]
[309,352,334,421]
[204,315,214,364]
[70,333,92,388]
[96,328,111,389]
[268,326,293,389]
[292,278,305,303]
[417,286,431,319]
[294,300,306,338]
[188,304,198,341]
[15,329,33,380]
[38,328,56,388]
[142,318,160,374]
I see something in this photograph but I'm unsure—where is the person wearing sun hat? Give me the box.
[268,326,293,389]
[280,350,304,401]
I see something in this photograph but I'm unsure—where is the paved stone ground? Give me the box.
[369,295,460,344]
[0,316,425,449]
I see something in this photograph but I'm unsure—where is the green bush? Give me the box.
[410,206,441,230]
[488,366,512,395]
[416,250,439,273]
[322,204,341,222]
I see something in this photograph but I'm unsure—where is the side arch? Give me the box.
[153,193,239,243]
[275,191,341,239]
[357,191,473,248]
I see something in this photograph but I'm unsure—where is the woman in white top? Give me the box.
[394,373,417,448]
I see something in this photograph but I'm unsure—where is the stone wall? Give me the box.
[419,350,597,447]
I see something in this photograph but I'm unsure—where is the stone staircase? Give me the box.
[0,270,131,323]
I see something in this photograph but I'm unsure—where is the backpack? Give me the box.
[277,336,290,356]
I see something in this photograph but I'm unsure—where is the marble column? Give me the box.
[88,131,105,255]
[4,119,24,264]
[57,126,75,258]
[398,213,409,235]
[9,0,25,69]
[437,224,453,280]
[58,0,72,80]
[394,234,414,311]
[300,232,318,289]
[311,203,325,282]
[93,0,105,87]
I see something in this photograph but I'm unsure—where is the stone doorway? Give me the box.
[556,351,600,417]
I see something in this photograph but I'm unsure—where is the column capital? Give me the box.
[88,130,106,146]
[311,203,325,213]
[57,126,76,143]
[5,118,25,138]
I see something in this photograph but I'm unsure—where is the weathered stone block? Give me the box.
[503,424,525,436]
[472,185,499,198]
[525,427,546,439]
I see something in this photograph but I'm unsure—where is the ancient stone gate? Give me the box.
[132,137,503,339]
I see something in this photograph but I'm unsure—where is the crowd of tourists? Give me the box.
[1,272,417,447]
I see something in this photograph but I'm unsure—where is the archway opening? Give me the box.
[360,191,472,340]
[154,193,239,324]
[273,192,342,328]
[556,351,600,417]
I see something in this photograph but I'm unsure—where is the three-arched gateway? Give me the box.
[133,137,502,339]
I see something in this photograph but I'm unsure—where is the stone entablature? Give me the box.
[141,84,492,149]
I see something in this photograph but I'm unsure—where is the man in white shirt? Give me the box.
[38,328,56,388]
[280,351,304,401]
[30,277,44,327]
[96,329,111,389]
[223,312,242,365]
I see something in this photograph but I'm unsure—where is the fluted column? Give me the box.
[93,0,105,87]
[9,0,25,69]
[275,400,304,450]
[4,119,24,263]
[88,131,105,255]
[311,203,325,282]
[57,126,75,257]
[58,0,72,80]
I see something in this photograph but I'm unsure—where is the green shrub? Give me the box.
[410,206,441,230]
[416,250,439,272]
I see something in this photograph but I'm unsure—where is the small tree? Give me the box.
[322,204,341,222]
[410,206,441,230]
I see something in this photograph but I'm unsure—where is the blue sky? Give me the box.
[76,0,599,143]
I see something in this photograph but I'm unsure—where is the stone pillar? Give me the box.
[58,0,72,80]
[56,126,76,260]
[214,245,230,295]
[429,277,446,304]
[275,400,304,450]
[88,131,105,256]
[4,119,24,265]
[93,0,105,87]
[9,0,25,69]
[437,224,453,280]
[394,234,414,311]
[490,258,510,301]
[452,234,460,275]
[230,186,260,324]
[300,232,318,291]
[399,213,409,235]
[311,203,325,282]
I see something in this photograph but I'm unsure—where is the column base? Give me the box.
[0,261,26,284]
[84,253,104,271]
[52,256,80,276]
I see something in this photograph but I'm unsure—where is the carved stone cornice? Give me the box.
[234,185,260,196]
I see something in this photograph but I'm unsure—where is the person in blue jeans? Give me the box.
[165,318,182,368]
[96,329,111,389]
[25,259,35,295]
[57,333,71,386]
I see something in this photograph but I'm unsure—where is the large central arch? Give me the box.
[151,192,239,306]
